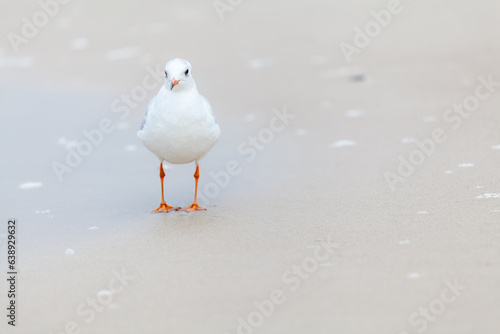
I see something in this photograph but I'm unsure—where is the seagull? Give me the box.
[137,58,220,213]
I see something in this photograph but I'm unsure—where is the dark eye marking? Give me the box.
[165,71,168,77]
[185,69,189,76]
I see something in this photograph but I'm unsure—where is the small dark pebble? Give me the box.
[350,74,365,82]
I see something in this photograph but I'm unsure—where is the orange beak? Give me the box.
[170,77,180,90]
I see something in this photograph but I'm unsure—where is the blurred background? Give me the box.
[1,1,500,333]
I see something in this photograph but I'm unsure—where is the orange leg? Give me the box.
[183,164,206,212]
[152,162,180,213]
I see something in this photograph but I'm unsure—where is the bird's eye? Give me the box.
[185,69,189,76]
[165,71,168,78]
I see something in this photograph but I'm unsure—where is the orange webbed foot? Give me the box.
[182,203,206,213]
[152,203,181,213]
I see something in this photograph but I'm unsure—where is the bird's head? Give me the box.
[164,58,194,92]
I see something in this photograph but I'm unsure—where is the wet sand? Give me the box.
[1,0,500,333]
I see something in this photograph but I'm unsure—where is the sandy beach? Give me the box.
[1,0,500,333]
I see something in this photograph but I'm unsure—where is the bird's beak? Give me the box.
[170,77,180,90]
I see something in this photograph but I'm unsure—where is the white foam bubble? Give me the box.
[0,57,34,68]
[320,101,332,109]
[243,114,256,122]
[445,170,454,174]
[176,8,200,20]
[70,38,89,50]
[310,55,329,65]
[322,66,364,78]
[331,140,357,148]
[399,240,411,245]
[492,145,500,150]
[295,129,307,136]
[125,145,137,152]
[97,290,113,297]
[88,227,100,230]
[476,193,500,199]
[106,47,140,61]
[417,211,428,214]
[247,58,274,70]
[345,109,364,118]
[19,182,42,190]
[35,209,51,214]
[117,121,130,130]
[401,137,417,144]
[65,248,75,255]
[408,273,420,279]
[127,26,139,38]
[147,22,169,34]
[458,163,475,168]
[57,137,77,149]
[56,17,71,29]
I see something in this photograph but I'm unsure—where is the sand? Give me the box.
[1,0,500,333]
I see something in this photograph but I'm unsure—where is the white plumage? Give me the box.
[137,58,220,212]
[138,58,220,164]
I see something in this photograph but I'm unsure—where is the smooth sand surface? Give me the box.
[1,0,500,333]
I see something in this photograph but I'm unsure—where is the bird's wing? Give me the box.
[201,95,218,124]
[140,96,157,130]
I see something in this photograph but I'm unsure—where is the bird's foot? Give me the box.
[152,203,181,213]
[182,203,206,213]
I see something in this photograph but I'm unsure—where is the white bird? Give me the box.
[137,58,220,213]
